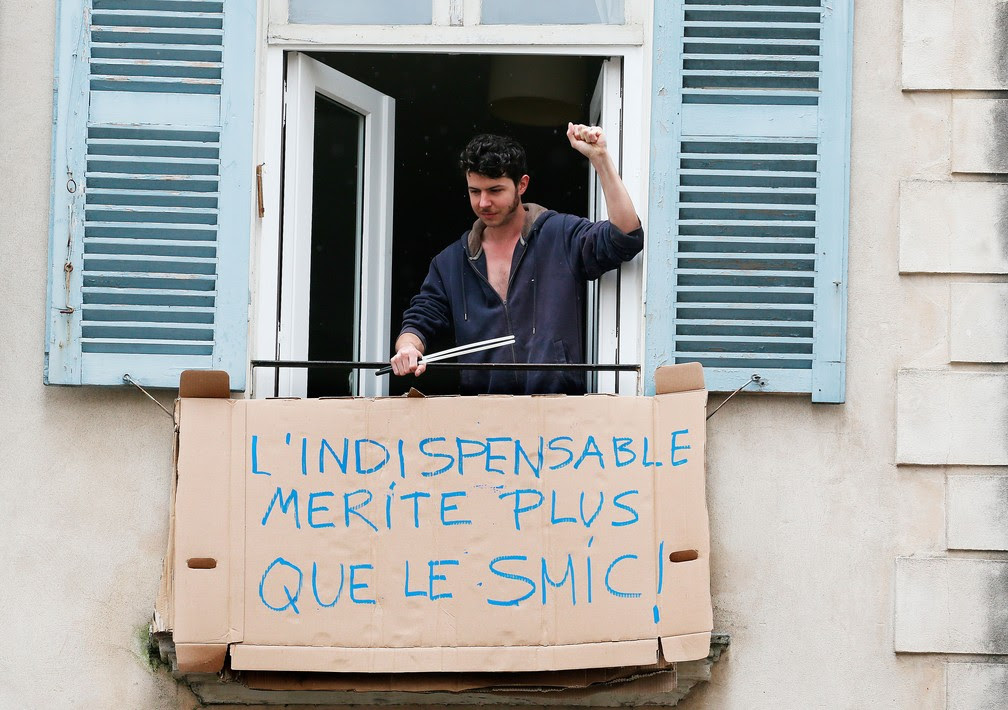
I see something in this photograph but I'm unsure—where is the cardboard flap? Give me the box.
[173,399,238,649]
[653,391,713,645]
[654,363,705,394]
[660,632,712,662]
[176,643,228,674]
[180,369,230,399]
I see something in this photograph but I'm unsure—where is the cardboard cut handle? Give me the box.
[187,557,218,569]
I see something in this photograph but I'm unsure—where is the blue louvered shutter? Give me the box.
[646,0,852,402]
[46,0,255,389]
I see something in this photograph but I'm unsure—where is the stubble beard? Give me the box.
[484,193,521,228]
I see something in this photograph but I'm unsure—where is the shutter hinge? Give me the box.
[59,176,77,315]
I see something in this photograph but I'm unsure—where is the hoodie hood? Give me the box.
[467,203,549,259]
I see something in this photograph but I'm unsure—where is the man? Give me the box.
[390,124,643,395]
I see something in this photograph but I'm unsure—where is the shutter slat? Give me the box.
[86,174,219,192]
[92,57,223,68]
[83,304,215,320]
[83,273,216,290]
[91,45,223,62]
[683,37,820,45]
[84,224,217,240]
[684,53,820,61]
[676,268,815,276]
[91,27,223,40]
[82,257,218,275]
[81,339,214,355]
[677,333,812,342]
[90,77,222,94]
[81,322,214,339]
[684,5,820,13]
[676,319,814,337]
[84,208,219,225]
[675,351,813,360]
[92,11,224,28]
[679,184,817,193]
[679,169,818,177]
[684,21,821,30]
[92,1,224,10]
[679,199,817,209]
[678,285,814,293]
[82,287,216,306]
[683,70,820,77]
[678,220,817,227]
[85,239,217,256]
[88,137,220,151]
[86,191,219,209]
[676,302,814,311]
[674,356,814,369]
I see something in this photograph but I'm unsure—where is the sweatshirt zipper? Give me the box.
[468,243,529,380]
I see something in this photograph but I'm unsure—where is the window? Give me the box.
[288,0,433,25]
[283,0,630,27]
[481,0,625,25]
[644,0,852,402]
[256,51,640,398]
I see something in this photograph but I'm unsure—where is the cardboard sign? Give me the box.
[169,367,712,674]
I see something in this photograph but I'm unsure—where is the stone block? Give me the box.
[898,181,1008,274]
[902,0,1008,90]
[947,663,1008,710]
[896,370,1008,465]
[947,475,1008,550]
[895,557,1008,653]
[952,99,1008,173]
[950,283,1008,362]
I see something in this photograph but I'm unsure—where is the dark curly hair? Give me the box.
[459,134,528,185]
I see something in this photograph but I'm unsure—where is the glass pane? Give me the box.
[289,0,432,25]
[482,0,624,25]
[308,94,362,397]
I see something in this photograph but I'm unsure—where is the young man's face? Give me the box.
[466,172,529,227]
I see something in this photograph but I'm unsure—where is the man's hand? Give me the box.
[566,123,641,234]
[391,335,426,377]
[567,123,607,160]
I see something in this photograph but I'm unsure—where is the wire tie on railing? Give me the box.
[123,374,174,420]
[706,373,766,421]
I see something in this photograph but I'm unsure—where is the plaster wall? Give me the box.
[0,5,201,708]
[0,1,988,709]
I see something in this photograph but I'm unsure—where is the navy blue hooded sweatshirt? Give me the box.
[400,203,644,395]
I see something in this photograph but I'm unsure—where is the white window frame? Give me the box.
[252,3,652,398]
[275,54,394,399]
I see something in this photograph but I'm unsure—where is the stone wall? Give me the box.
[895,1,1008,707]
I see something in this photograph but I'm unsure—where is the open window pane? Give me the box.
[307,95,362,397]
[482,0,624,25]
[278,54,394,398]
[289,0,433,25]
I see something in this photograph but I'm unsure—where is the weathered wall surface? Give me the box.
[0,3,198,708]
[0,0,1000,708]
[892,2,1008,707]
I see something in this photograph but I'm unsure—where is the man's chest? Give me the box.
[482,240,520,302]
